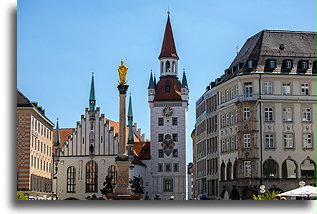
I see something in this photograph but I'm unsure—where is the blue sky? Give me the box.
[17,0,316,163]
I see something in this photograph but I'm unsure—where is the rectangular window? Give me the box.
[230,112,234,124]
[303,108,311,121]
[264,107,273,121]
[158,163,163,172]
[264,82,273,95]
[243,134,251,148]
[284,134,293,148]
[172,117,178,126]
[244,83,253,98]
[230,137,235,151]
[243,107,250,121]
[158,118,164,126]
[172,133,178,141]
[244,161,252,178]
[165,163,171,172]
[158,149,164,158]
[286,60,292,69]
[303,134,313,149]
[269,60,276,68]
[301,83,309,95]
[283,108,292,121]
[265,134,275,148]
[172,149,178,157]
[163,179,173,192]
[282,83,291,95]
[231,88,234,99]
[247,60,253,69]
[158,134,164,142]
[173,163,179,172]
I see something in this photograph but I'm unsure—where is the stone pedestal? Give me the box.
[113,160,132,195]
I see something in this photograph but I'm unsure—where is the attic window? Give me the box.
[265,59,276,71]
[282,60,293,71]
[247,60,253,69]
[298,60,309,71]
[312,61,316,74]
[279,44,284,50]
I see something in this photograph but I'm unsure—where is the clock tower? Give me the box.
[147,12,189,200]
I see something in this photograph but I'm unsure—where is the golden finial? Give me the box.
[167,6,170,15]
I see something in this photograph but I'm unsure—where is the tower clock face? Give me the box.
[162,106,174,117]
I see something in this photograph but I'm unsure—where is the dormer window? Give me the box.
[265,59,276,72]
[247,60,253,69]
[297,60,309,73]
[268,59,276,69]
[312,61,316,74]
[282,59,293,72]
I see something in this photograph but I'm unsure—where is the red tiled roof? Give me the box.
[154,77,182,101]
[158,15,179,59]
[52,128,73,149]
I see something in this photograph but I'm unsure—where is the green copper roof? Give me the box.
[128,94,133,118]
[148,72,155,89]
[54,118,60,146]
[89,73,96,111]
[127,95,134,143]
[181,71,189,89]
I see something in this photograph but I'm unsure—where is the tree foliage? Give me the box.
[253,190,281,200]
[16,191,28,200]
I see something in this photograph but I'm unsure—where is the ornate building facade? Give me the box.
[53,74,150,200]
[193,30,316,199]
[147,13,189,200]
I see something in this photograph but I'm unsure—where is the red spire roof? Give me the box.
[159,15,179,60]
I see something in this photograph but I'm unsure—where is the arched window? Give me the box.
[165,81,171,93]
[172,61,176,73]
[108,165,117,185]
[67,166,76,193]
[263,159,278,179]
[300,159,316,178]
[160,61,163,74]
[227,161,232,180]
[166,61,170,72]
[221,162,225,181]
[233,161,238,180]
[86,160,98,192]
[89,131,94,143]
[282,159,297,178]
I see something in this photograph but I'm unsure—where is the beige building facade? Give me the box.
[194,30,316,200]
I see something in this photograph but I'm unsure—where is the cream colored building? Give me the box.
[194,30,316,200]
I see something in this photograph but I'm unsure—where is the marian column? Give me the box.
[114,60,132,195]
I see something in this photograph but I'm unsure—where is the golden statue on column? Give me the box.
[118,60,128,85]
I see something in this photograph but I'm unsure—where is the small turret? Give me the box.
[127,95,135,162]
[181,70,189,101]
[148,72,155,102]
[54,118,61,157]
[89,73,96,111]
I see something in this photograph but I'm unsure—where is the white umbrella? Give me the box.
[278,186,316,197]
